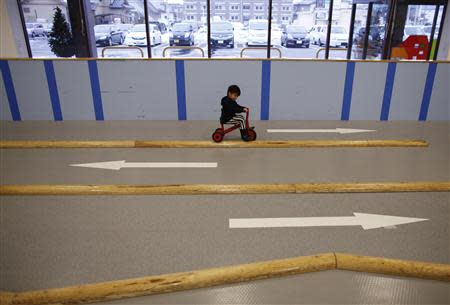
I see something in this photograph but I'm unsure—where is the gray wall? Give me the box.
[0,70,12,120]
[97,61,178,120]
[185,61,261,120]
[350,62,388,120]
[270,61,346,120]
[8,60,53,120]
[0,59,449,121]
[428,63,450,120]
[53,61,95,120]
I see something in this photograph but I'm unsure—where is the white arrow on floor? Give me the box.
[229,213,428,230]
[70,160,218,170]
[266,128,376,134]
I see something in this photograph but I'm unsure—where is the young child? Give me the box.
[220,85,249,139]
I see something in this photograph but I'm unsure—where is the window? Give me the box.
[211,0,268,58]
[390,4,443,60]
[325,0,352,59]
[148,0,206,58]
[274,0,330,58]
[19,0,75,58]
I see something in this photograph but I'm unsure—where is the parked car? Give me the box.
[403,26,426,41]
[124,24,161,46]
[309,25,348,47]
[232,22,248,45]
[26,23,46,38]
[247,19,268,47]
[270,24,282,46]
[309,25,327,45]
[281,25,310,48]
[94,24,124,46]
[210,21,234,48]
[149,21,167,34]
[329,26,348,47]
[169,23,195,46]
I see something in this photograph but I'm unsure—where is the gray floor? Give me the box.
[0,121,449,304]
[1,121,449,185]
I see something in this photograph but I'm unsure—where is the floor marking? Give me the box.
[229,212,428,230]
[70,160,218,170]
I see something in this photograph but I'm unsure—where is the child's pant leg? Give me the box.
[228,114,246,129]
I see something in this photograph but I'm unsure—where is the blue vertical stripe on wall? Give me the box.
[0,60,21,121]
[44,60,63,121]
[260,60,271,120]
[341,61,355,120]
[380,62,396,121]
[419,63,437,121]
[88,60,104,120]
[175,60,187,120]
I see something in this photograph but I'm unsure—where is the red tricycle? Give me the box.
[212,108,257,143]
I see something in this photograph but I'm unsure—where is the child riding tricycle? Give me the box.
[211,85,257,143]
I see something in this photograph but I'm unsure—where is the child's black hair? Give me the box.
[227,85,241,96]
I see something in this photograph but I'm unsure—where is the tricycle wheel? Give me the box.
[246,129,257,141]
[212,131,224,143]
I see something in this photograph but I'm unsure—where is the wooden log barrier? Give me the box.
[2,253,449,305]
[0,139,428,149]
[1,182,449,196]
[9,253,336,305]
[335,253,450,281]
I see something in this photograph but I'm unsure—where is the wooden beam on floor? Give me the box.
[0,292,15,305]
[294,182,450,193]
[1,182,449,196]
[0,140,135,148]
[5,253,450,305]
[9,253,336,305]
[335,253,450,281]
[135,139,429,148]
[0,139,428,149]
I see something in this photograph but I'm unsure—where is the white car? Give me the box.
[26,23,46,38]
[124,24,162,46]
[329,26,348,47]
[309,25,327,45]
[232,22,248,45]
[270,24,282,46]
[403,26,426,41]
[247,19,268,46]
[309,25,348,47]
